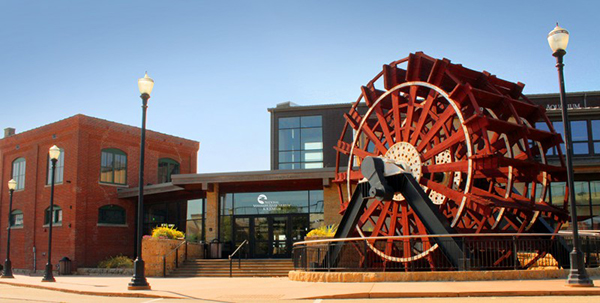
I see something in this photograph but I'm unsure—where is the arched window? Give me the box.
[44,206,62,225]
[47,147,65,185]
[98,205,126,225]
[158,158,180,183]
[12,158,26,190]
[10,210,23,227]
[100,148,127,185]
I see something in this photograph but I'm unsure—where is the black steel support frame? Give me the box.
[129,94,151,290]
[329,157,465,269]
[554,49,593,286]
[2,188,15,278]
[530,218,571,269]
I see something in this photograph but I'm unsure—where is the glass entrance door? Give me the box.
[233,214,308,258]
[271,216,288,257]
[253,217,269,258]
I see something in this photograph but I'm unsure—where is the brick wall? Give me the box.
[0,114,199,270]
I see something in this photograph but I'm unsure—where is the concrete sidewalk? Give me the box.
[1,274,600,301]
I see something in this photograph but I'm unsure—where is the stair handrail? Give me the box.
[228,239,248,277]
[162,240,188,277]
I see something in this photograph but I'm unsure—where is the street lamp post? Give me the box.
[1,179,17,279]
[547,23,593,287]
[128,72,154,290]
[42,145,61,282]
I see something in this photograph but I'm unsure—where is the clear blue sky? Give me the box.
[1,1,598,173]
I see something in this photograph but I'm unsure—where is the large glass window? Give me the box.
[44,206,62,225]
[158,158,180,183]
[549,180,600,226]
[538,120,597,156]
[100,148,127,185]
[10,210,23,227]
[591,181,600,226]
[550,182,566,206]
[229,191,311,215]
[573,181,591,218]
[47,148,65,185]
[309,190,324,230]
[592,120,600,154]
[278,116,323,169]
[186,199,205,242]
[570,121,589,155]
[12,158,25,190]
[98,205,126,225]
[219,194,233,245]
[143,200,186,235]
[219,190,324,221]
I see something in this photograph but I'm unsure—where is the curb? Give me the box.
[298,289,600,300]
[0,280,182,299]
[289,268,600,283]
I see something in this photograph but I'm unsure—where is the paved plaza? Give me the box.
[0,274,600,302]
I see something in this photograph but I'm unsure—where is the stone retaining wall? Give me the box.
[142,238,205,277]
[77,268,133,276]
[289,267,600,282]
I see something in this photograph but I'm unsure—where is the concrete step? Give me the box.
[172,267,293,273]
[187,261,293,264]
[183,263,294,268]
[169,258,294,277]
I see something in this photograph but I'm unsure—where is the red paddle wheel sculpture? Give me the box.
[333,52,570,269]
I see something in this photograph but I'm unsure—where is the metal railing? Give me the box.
[292,233,600,272]
[162,240,188,277]
[228,240,248,277]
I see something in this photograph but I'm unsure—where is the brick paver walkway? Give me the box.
[0,274,599,301]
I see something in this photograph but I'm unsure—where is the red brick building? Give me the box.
[0,114,198,272]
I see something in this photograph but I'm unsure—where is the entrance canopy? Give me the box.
[117,168,335,200]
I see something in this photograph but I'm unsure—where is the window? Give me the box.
[98,205,126,225]
[186,199,205,242]
[47,148,65,185]
[10,210,23,227]
[158,158,180,183]
[570,121,589,155]
[12,158,25,190]
[537,120,595,156]
[44,206,62,225]
[548,180,600,224]
[592,120,600,154]
[100,148,127,184]
[278,116,323,169]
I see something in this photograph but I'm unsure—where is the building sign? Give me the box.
[254,194,282,211]
[529,92,600,111]
[546,103,581,110]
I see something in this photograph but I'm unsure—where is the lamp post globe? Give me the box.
[2,179,17,278]
[138,72,154,97]
[42,146,60,282]
[548,23,569,55]
[548,24,593,287]
[129,73,152,290]
[7,179,16,191]
[49,145,61,160]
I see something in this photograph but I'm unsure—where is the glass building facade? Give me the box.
[219,190,323,258]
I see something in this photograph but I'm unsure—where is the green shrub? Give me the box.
[98,255,133,269]
[306,224,338,237]
[151,224,185,239]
